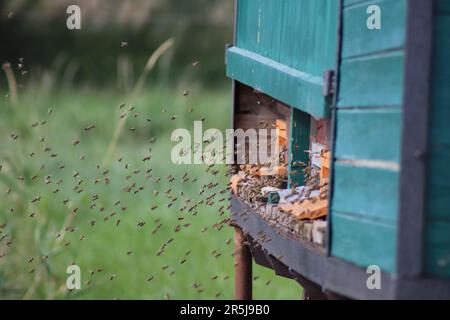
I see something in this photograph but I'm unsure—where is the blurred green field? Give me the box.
[0,85,301,299]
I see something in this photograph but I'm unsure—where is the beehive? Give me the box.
[227,0,450,299]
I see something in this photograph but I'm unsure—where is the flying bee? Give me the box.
[84,124,95,132]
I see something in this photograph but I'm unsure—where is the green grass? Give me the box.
[0,86,300,299]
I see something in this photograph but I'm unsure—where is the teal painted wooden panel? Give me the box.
[228,0,339,117]
[426,220,450,246]
[288,109,310,187]
[436,0,450,15]
[226,47,327,118]
[425,13,450,278]
[334,108,402,162]
[426,247,450,278]
[236,0,338,76]
[343,0,369,7]
[425,219,450,277]
[342,0,406,59]
[332,163,399,222]
[429,16,450,146]
[426,146,450,219]
[331,211,396,273]
[338,52,405,107]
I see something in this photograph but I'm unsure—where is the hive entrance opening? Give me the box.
[230,84,331,250]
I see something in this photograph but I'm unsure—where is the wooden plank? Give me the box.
[334,108,402,162]
[429,16,450,146]
[226,47,327,118]
[235,0,338,76]
[426,220,450,246]
[426,146,450,219]
[331,211,397,273]
[425,246,450,278]
[342,0,406,59]
[425,215,450,280]
[338,52,405,108]
[343,0,371,8]
[332,163,399,222]
[231,0,339,116]
[288,108,310,187]
[436,0,450,15]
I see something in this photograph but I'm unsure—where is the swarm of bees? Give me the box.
[0,58,279,300]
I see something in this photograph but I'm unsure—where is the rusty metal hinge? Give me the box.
[323,70,335,98]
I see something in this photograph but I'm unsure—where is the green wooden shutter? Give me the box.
[226,0,339,118]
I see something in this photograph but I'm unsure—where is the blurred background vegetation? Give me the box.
[0,0,233,88]
[0,0,301,300]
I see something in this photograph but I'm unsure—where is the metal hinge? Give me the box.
[323,69,335,98]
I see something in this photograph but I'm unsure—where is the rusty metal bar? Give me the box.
[234,226,252,300]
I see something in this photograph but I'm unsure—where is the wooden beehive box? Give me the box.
[226,0,450,299]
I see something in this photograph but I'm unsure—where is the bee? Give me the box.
[183,90,190,97]
[192,61,199,67]
[121,41,128,47]
[137,221,145,227]
[147,276,154,282]
[84,125,95,131]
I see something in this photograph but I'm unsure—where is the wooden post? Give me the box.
[234,226,252,300]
